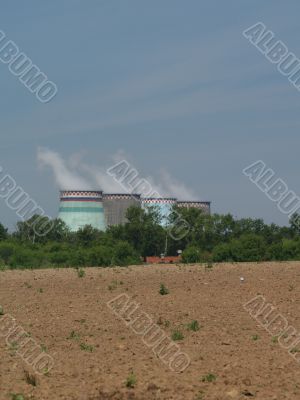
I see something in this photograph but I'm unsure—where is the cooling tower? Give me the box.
[142,198,177,226]
[58,190,106,231]
[103,194,141,226]
[176,201,211,215]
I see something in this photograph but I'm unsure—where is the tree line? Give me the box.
[0,205,300,269]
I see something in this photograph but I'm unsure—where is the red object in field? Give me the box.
[145,256,181,264]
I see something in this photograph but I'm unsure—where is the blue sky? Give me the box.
[1,0,300,230]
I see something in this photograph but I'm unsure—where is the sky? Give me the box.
[1,0,300,230]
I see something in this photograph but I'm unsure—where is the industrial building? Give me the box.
[58,190,106,232]
[103,193,141,226]
[176,201,211,214]
[58,190,211,231]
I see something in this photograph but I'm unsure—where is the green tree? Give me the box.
[76,225,103,246]
[0,223,8,241]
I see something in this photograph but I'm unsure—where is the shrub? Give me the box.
[113,241,140,266]
[182,246,202,263]
[230,234,267,262]
[212,243,232,262]
[49,251,70,266]
[88,246,113,267]
[0,242,15,264]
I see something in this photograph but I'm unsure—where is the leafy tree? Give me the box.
[0,242,16,264]
[0,223,8,241]
[123,206,165,256]
[14,215,53,243]
[76,225,103,246]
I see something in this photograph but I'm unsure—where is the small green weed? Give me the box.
[126,372,137,388]
[171,330,184,341]
[77,268,85,278]
[201,373,216,383]
[80,342,94,352]
[187,320,200,332]
[159,283,169,296]
[11,394,25,400]
[68,330,80,340]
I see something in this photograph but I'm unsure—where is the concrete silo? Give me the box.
[103,194,141,226]
[176,201,211,215]
[142,198,177,226]
[58,190,106,231]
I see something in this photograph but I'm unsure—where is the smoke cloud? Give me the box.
[37,148,91,190]
[37,147,197,200]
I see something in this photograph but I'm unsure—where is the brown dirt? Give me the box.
[1,262,300,400]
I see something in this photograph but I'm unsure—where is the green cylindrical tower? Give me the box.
[58,190,106,231]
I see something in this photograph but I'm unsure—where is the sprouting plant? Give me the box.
[9,341,19,351]
[68,330,80,340]
[201,373,216,383]
[24,370,37,386]
[290,347,300,354]
[80,342,93,352]
[187,320,200,332]
[252,334,259,341]
[38,288,44,293]
[159,283,169,295]
[126,372,137,388]
[41,344,47,352]
[194,391,205,400]
[11,394,25,400]
[0,305,4,315]
[272,336,278,344]
[205,261,214,270]
[157,317,170,327]
[171,330,184,341]
[77,268,85,278]
[108,280,123,291]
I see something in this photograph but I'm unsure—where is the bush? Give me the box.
[0,242,16,264]
[113,241,140,266]
[182,246,202,263]
[230,234,267,262]
[69,250,87,267]
[281,239,299,260]
[49,251,70,266]
[212,243,232,262]
[88,246,113,267]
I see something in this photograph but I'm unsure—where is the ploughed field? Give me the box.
[1,262,300,400]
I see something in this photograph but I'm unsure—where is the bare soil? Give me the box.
[1,262,300,400]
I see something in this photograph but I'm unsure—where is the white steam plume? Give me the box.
[37,147,197,200]
[37,147,91,190]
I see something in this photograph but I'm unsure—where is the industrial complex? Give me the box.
[58,190,211,231]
